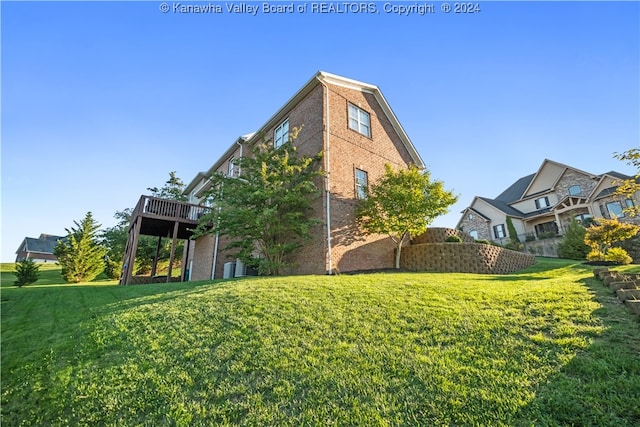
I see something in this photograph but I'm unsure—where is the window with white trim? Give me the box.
[535,196,550,210]
[493,224,506,239]
[568,185,581,196]
[469,230,479,240]
[355,169,368,199]
[274,119,289,148]
[228,156,235,177]
[348,104,371,137]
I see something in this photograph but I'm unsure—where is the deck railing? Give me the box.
[132,195,210,223]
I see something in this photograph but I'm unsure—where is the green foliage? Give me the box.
[101,172,189,277]
[557,219,590,260]
[505,216,521,247]
[604,247,633,265]
[54,212,107,283]
[13,259,40,287]
[614,148,640,217]
[356,164,458,269]
[194,135,323,276]
[475,239,491,245]
[3,259,640,426]
[147,171,188,202]
[445,235,462,243]
[584,218,640,260]
[103,256,122,280]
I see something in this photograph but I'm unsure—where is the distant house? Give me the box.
[15,234,65,262]
[456,159,640,246]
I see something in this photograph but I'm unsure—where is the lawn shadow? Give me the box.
[511,275,640,425]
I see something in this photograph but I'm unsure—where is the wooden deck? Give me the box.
[120,196,211,285]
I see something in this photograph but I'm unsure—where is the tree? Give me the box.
[614,148,640,217]
[505,216,523,251]
[101,172,189,278]
[147,171,188,202]
[194,136,323,276]
[556,219,590,260]
[584,218,640,262]
[356,164,458,269]
[54,212,107,283]
[14,259,40,287]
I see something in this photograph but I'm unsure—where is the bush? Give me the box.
[475,239,491,245]
[14,259,40,287]
[587,249,605,262]
[104,256,122,280]
[604,247,633,265]
[445,235,462,243]
[557,219,590,260]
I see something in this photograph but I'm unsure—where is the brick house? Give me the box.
[456,159,639,246]
[182,71,426,280]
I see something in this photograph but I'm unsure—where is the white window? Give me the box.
[469,230,479,240]
[568,185,581,196]
[535,197,550,209]
[274,119,289,148]
[228,156,235,177]
[493,224,506,239]
[348,104,371,137]
[355,169,368,199]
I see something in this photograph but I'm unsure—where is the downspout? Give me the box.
[211,232,219,280]
[319,76,333,275]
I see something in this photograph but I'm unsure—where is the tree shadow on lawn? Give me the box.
[512,276,640,426]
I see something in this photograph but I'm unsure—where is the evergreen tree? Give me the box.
[14,259,40,287]
[54,212,107,283]
[557,219,589,260]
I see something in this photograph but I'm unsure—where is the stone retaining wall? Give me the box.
[411,228,475,244]
[401,242,536,274]
[593,268,640,319]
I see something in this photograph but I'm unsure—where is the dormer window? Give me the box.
[274,119,289,148]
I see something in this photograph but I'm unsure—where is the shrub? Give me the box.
[604,247,633,265]
[525,233,536,242]
[14,259,40,287]
[475,239,490,245]
[557,219,590,260]
[587,249,605,262]
[104,256,122,280]
[445,235,462,243]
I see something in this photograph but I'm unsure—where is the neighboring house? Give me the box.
[457,159,640,246]
[15,234,64,262]
[182,71,426,280]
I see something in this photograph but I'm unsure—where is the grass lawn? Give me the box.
[1,259,639,426]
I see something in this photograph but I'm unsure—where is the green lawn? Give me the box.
[1,259,639,426]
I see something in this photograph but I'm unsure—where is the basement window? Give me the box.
[348,104,371,137]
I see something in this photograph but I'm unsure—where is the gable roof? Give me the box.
[17,235,64,255]
[464,159,634,219]
[495,173,535,203]
[184,71,425,194]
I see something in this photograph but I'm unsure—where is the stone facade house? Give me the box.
[456,159,639,247]
[181,71,426,280]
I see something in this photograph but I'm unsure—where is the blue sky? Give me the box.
[2,1,638,262]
